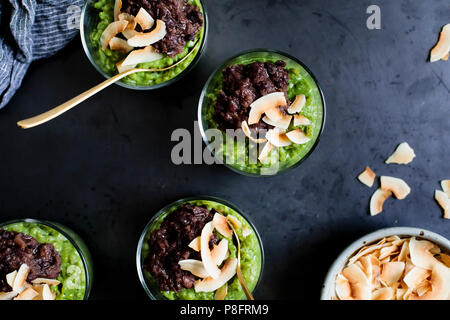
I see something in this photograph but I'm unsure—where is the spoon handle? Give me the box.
[17,68,142,129]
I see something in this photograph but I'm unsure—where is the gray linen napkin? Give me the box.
[0,0,85,109]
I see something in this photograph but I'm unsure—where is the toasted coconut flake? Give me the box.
[359,256,373,280]
[42,284,54,300]
[248,92,286,125]
[403,267,430,289]
[380,176,411,200]
[396,288,406,300]
[370,188,392,216]
[6,271,17,288]
[122,29,139,39]
[100,20,129,51]
[443,53,450,61]
[241,120,267,143]
[435,190,450,219]
[179,259,210,278]
[195,258,238,292]
[442,180,450,197]
[409,263,450,300]
[293,115,310,126]
[127,19,167,47]
[430,24,450,62]
[258,142,274,163]
[109,37,133,53]
[265,106,284,122]
[214,284,228,300]
[211,239,229,266]
[440,253,450,267]
[31,278,61,286]
[213,213,233,238]
[266,128,292,147]
[358,166,376,188]
[287,94,306,114]
[335,274,352,300]
[0,291,18,300]
[380,262,405,286]
[341,264,371,300]
[114,0,122,21]
[121,46,163,66]
[242,225,252,238]
[286,129,310,145]
[226,215,242,229]
[135,8,155,30]
[397,240,410,262]
[200,222,221,279]
[379,245,398,260]
[116,59,135,73]
[13,264,29,292]
[385,142,416,165]
[118,12,137,31]
[188,236,201,252]
[262,114,292,130]
[349,244,385,265]
[409,237,441,270]
[416,280,431,297]
[14,287,38,301]
[372,287,394,300]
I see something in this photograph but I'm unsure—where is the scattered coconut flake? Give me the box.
[179,259,210,278]
[265,106,284,122]
[116,59,136,73]
[287,94,306,114]
[248,92,286,125]
[262,114,292,130]
[341,264,371,300]
[335,274,352,300]
[122,29,139,39]
[200,222,221,279]
[258,142,274,163]
[380,176,411,200]
[408,263,450,300]
[286,129,310,145]
[357,166,376,188]
[114,0,122,21]
[211,239,229,266]
[31,278,61,286]
[195,258,238,293]
[118,12,137,31]
[127,19,167,47]
[385,142,416,165]
[13,287,38,301]
[121,45,163,66]
[188,236,201,252]
[226,215,242,229]
[435,190,450,219]
[242,225,252,238]
[241,120,267,144]
[100,20,129,51]
[441,180,450,197]
[403,267,430,289]
[13,264,29,292]
[369,188,392,216]
[378,245,398,260]
[380,262,405,285]
[266,128,292,147]
[212,213,233,238]
[109,37,134,53]
[293,115,310,126]
[6,271,17,288]
[409,237,442,270]
[430,24,450,62]
[442,53,450,61]
[214,284,228,300]
[372,287,394,300]
[134,7,155,30]
[0,291,18,300]
[42,284,54,300]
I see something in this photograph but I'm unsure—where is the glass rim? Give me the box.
[197,48,327,177]
[136,195,265,300]
[0,218,92,300]
[80,0,209,90]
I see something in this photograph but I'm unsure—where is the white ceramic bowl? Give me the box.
[320,227,450,300]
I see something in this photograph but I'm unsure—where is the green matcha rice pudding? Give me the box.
[137,197,263,300]
[0,219,92,300]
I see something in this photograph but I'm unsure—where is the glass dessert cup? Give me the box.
[136,196,264,300]
[80,0,208,90]
[0,218,93,300]
[198,49,326,177]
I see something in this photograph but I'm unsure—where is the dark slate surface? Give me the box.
[0,0,449,300]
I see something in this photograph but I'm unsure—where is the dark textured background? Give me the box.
[0,0,449,300]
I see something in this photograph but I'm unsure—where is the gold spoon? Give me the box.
[17,40,200,129]
[228,222,255,300]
